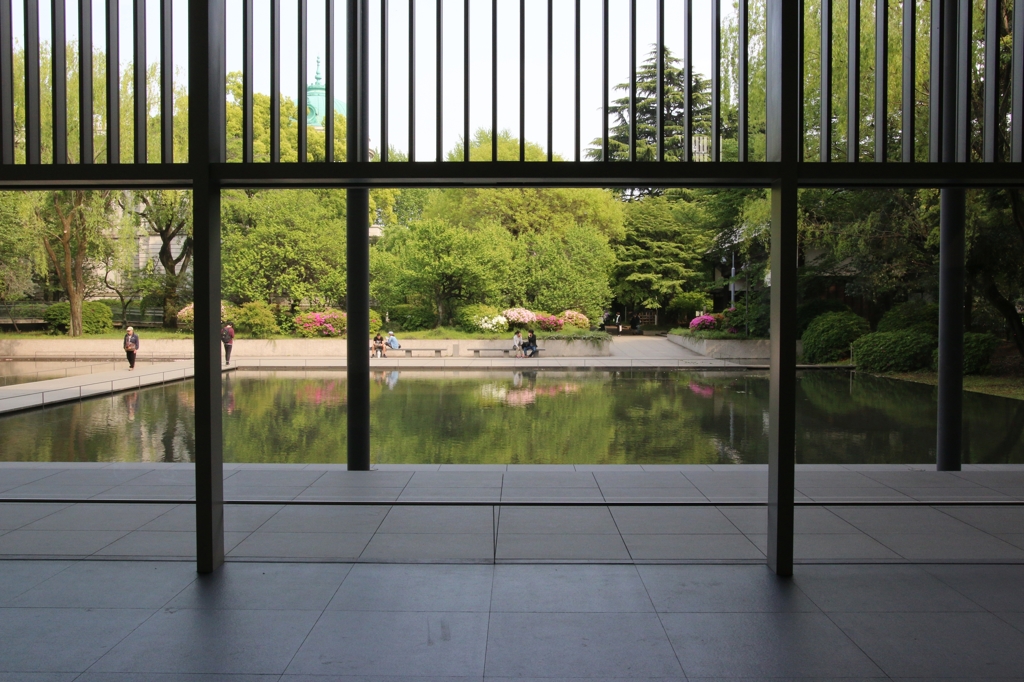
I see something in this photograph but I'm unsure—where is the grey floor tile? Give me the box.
[798,487,917,501]
[10,561,197,609]
[497,506,619,534]
[0,673,80,681]
[999,610,1024,635]
[660,612,883,678]
[496,533,631,561]
[923,565,1024,612]
[0,469,62,488]
[72,671,282,675]
[0,607,153,673]
[225,470,325,487]
[793,564,984,613]
[794,472,889,488]
[92,531,250,558]
[377,506,494,534]
[996,533,1024,550]
[490,564,653,613]
[397,487,502,503]
[21,504,177,531]
[499,488,605,502]
[286,610,489,677]
[405,472,504,487]
[721,506,860,534]
[257,505,390,534]
[0,530,128,556]
[689,488,768,503]
[309,471,413,488]
[221,486,308,501]
[227,532,372,559]
[592,472,694,488]
[293,488,403,503]
[0,503,70,530]
[897,487,1014,501]
[91,608,322,675]
[831,611,1024,679]
[483,612,683,678]
[638,565,818,613]
[167,563,352,610]
[861,471,984,488]
[611,506,741,535]
[871,532,1024,561]
[329,564,493,612]
[39,470,148,486]
[90,485,196,500]
[359,533,494,561]
[501,472,597,488]
[0,560,73,605]
[122,469,201,486]
[828,505,987,535]
[623,534,765,561]
[937,505,1024,534]
[599,488,709,502]
[746,533,904,561]
[0,485,116,500]
[138,505,283,532]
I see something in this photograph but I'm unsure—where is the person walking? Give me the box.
[512,330,524,358]
[221,322,235,365]
[123,326,140,371]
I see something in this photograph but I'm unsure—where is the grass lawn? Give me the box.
[883,372,1024,402]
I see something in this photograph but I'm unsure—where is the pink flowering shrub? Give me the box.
[535,314,564,331]
[502,308,537,328]
[689,314,717,331]
[294,309,347,337]
[561,310,590,329]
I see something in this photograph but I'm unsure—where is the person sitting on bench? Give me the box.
[523,329,538,357]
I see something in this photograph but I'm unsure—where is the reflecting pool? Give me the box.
[1,370,1022,464]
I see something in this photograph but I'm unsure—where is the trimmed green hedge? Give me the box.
[852,331,935,372]
[43,301,114,335]
[801,311,869,363]
[877,302,939,337]
[796,299,851,336]
[930,332,1000,375]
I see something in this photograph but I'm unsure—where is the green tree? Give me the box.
[520,225,615,321]
[126,190,193,327]
[612,195,712,318]
[0,192,37,328]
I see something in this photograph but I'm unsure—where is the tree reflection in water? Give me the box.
[0,370,1021,465]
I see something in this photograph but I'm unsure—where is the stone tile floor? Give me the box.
[2,500,1024,563]
[1,560,1023,679]
[3,463,1024,505]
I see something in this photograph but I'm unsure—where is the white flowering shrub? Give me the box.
[477,314,509,332]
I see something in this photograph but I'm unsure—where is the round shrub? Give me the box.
[177,302,231,331]
[44,301,114,334]
[502,307,536,329]
[294,309,346,337]
[456,304,500,332]
[369,309,383,336]
[801,311,870,363]
[796,299,851,335]
[234,301,281,338]
[852,331,935,372]
[535,314,564,331]
[929,332,1000,375]
[562,310,590,330]
[689,314,716,331]
[388,304,435,331]
[877,302,939,337]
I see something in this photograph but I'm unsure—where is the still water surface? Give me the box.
[1,370,1021,465]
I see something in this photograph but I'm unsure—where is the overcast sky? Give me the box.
[14,0,728,161]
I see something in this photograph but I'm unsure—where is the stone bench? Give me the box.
[467,347,544,357]
[370,347,446,357]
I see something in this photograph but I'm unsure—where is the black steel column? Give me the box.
[347,0,370,471]
[189,0,226,573]
[937,0,964,471]
[765,0,799,577]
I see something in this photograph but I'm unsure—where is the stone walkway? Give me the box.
[2,560,1023,679]
[1,464,1022,563]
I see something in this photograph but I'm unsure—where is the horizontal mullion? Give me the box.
[0,165,192,188]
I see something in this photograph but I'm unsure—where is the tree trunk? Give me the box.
[162,275,179,328]
[981,275,1024,359]
[68,290,84,337]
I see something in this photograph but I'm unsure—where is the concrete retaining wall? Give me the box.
[0,336,611,359]
[668,334,802,360]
